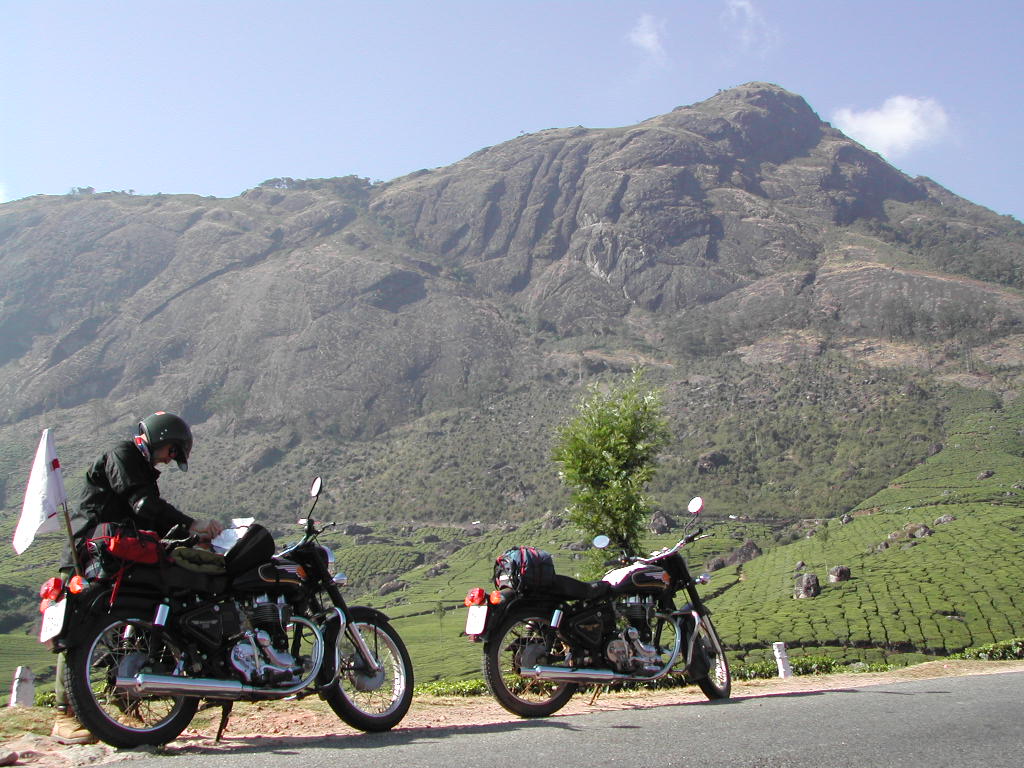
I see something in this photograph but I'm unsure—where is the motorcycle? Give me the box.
[462,496,730,717]
[37,477,414,747]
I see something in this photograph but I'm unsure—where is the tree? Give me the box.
[553,370,670,556]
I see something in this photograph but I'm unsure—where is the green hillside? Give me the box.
[3,389,1020,692]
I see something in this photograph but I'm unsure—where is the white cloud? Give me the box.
[721,0,778,56]
[628,14,667,63]
[832,96,950,158]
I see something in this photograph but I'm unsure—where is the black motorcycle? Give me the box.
[38,477,413,747]
[462,496,730,717]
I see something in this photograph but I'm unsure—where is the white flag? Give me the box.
[13,429,68,554]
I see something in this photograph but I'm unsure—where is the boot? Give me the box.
[52,711,98,745]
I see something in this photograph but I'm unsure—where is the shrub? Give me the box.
[553,370,670,556]
[950,638,1024,661]
[414,678,489,697]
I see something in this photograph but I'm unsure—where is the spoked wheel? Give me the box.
[64,615,198,747]
[322,613,413,732]
[692,616,731,700]
[482,613,577,718]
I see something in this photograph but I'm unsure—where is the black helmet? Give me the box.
[138,412,193,472]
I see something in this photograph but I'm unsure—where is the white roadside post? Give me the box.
[773,641,793,678]
[9,666,34,707]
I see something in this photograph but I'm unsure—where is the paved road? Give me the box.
[123,672,1024,768]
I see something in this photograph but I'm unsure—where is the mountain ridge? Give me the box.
[0,82,1021,536]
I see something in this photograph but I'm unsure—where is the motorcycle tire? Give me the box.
[482,612,577,718]
[692,616,731,700]
[63,613,199,748]
[321,611,414,732]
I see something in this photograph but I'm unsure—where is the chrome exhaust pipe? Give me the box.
[116,673,254,699]
[519,665,657,684]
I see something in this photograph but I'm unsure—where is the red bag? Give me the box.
[88,523,163,565]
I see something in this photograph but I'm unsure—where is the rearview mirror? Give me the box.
[310,476,323,498]
[687,496,704,515]
[592,534,611,550]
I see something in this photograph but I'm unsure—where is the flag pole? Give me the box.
[60,499,82,577]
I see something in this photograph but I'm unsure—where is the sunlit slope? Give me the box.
[709,392,1024,665]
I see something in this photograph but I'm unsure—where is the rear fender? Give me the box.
[477,594,561,643]
[56,588,167,648]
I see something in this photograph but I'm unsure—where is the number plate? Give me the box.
[40,599,67,643]
[465,604,488,636]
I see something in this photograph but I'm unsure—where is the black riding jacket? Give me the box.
[69,439,194,546]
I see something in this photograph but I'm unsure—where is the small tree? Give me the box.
[553,370,670,556]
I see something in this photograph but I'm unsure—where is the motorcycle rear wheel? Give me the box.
[692,617,731,700]
[322,615,414,732]
[64,614,199,748]
[483,613,577,718]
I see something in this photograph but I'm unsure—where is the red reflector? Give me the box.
[39,577,63,601]
[489,590,505,605]
[68,574,87,594]
[464,587,486,607]
[39,598,52,614]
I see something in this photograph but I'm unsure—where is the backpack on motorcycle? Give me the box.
[494,546,555,593]
[224,523,276,575]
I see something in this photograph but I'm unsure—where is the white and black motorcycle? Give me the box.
[463,497,730,717]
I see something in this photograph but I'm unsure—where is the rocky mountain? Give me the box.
[1,82,1022,533]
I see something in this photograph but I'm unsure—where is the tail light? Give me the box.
[464,587,486,606]
[39,577,63,601]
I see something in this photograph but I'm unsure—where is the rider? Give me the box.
[52,412,223,744]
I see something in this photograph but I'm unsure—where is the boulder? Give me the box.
[828,565,851,582]
[649,511,676,534]
[378,580,407,596]
[904,522,933,538]
[726,539,762,565]
[933,514,956,526]
[794,573,820,598]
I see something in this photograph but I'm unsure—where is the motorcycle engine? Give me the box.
[605,595,662,674]
[226,595,302,686]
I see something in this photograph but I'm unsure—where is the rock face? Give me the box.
[1,82,1022,527]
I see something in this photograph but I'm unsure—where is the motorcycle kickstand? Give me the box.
[215,701,233,742]
[587,685,607,705]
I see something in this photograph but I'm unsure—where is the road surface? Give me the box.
[115,670,1024,768]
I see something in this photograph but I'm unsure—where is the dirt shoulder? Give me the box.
[4,660,1023,768]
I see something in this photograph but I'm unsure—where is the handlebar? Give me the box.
[634,527,706,564]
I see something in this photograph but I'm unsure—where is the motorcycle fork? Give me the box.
[323,584,383,675]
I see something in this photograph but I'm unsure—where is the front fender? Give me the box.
[342,605,392,626]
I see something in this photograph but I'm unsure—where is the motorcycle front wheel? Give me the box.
[482,613,577,718]
[322,614,414,732]
[64,614,198,748]
[692,616,731,700]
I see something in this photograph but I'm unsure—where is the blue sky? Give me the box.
[2,1,1021,221]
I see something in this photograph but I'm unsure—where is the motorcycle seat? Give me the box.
[548,573,612,601]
